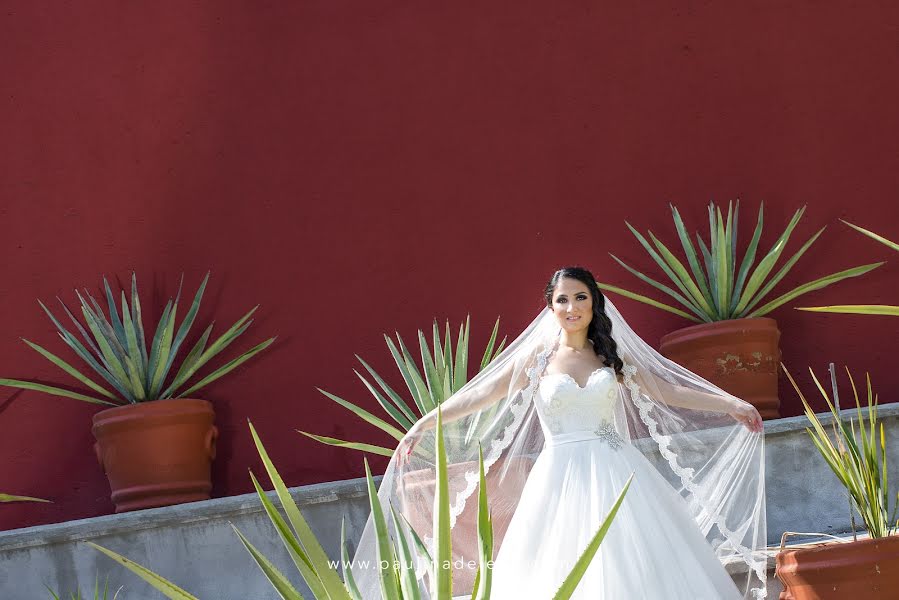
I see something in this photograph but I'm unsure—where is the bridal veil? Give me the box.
[349,296,767,599]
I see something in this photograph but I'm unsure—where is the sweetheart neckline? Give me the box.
[541,366,614,390]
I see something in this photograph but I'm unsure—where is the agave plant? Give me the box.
[88,412,632,599]
[0,272,276,406]
[300,316,506,457]
[598,201,883,323]
[782,364,898,539]
[796,220,899,316]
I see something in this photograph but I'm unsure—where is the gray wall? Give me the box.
[3,404,897,600]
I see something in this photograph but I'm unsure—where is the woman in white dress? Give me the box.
[351,266,769,600]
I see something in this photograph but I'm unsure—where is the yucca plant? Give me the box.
[46,575,123,600]
[782,364,898,539]
[300,316,506,457]
[0,272,276,406]
[88,412,632,599]
[598,201,883,323]
[796,220,899,317]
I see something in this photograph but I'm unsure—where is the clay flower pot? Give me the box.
[777,535,899,599]
[659,317,782,419]
[92,398,218,513]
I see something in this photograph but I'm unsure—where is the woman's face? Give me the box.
[550,277,593,333]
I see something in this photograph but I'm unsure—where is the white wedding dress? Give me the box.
[489,366,743,599]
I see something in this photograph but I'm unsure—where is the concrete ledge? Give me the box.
[0,476,379,599]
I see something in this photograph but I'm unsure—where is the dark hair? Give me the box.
[543,266,624,377]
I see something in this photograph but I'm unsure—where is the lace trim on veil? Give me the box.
[446,342,554,529]
[622,363,768,599]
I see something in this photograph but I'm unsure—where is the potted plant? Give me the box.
[0,272,275,513]
[776,364,899,598]
[597,201,882,418]
[796,221,898,316]
[300,316,505,457]
[299,316,522,590]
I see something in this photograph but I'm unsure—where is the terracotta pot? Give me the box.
[92,398,218,513]
[777,535,899,599]
[659,317,782,419]
[399,456,535,594]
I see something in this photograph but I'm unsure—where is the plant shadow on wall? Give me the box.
[86,410,633,600]
[596,200,882,419]
[0,272,276,513]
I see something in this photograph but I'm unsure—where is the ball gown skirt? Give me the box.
[488,368,743,599]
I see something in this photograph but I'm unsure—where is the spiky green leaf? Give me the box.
[297,431,395,457]
[248,422,351,598]
[341,518,363,600]
[102,277,128,350]
[130,273,149,368]
[841,220,899,252]
[161,324,213,399]
[670,204,714,309]
[552,475,633,599]
[0,378,116,405]
[0,493,51,503]
[248,472,325,598]
[160,272,210,389]
[313,388,406,441]
[607,254,707,320]
[385,335,428,417]
[596,284,703,323]
[731,202,764,313]
[177,337,275,398]
[795,304,899,316]
[432,407,452,599]
[733,206,806,315]
[21,339,116,400]
[163,306,257,396]
[738,226,826,317]
[363,458,402,600]
[232,526,306,600]
[479,317,501,373]
[86,542,198,600]
[746,262,884,318]
[355,355,417,425]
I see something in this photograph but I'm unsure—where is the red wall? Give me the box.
[2,2,897,531]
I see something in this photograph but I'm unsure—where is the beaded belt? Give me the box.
[546,422,624,450]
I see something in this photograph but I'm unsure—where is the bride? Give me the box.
[350,266,769,599]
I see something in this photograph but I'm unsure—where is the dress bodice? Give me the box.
[536,366,624,448]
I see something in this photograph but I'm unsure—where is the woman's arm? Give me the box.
[410,358,521,434]
[629,367,737,412]
[627,366,763,432]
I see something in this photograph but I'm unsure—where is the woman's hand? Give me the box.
[397,420,428,462]
[730,403,763,433]
[397,434,420,461]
